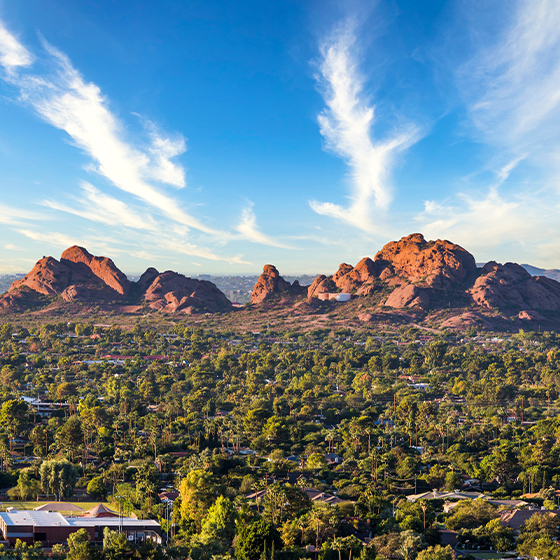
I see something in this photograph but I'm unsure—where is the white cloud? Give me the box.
[0,21,33,71]
[43,182,158,231]
[416,185,560,261]
[157,234,252,265]
[310,20,420,232]
[458,0,560,155]
[236,203,294,249]
[17,228,99,250]
[0,203,45,226]
[0,31,219,235]
[144,122,187,188]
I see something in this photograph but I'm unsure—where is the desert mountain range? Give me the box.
[3,234,560,331]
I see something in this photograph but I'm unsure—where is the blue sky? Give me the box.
[1,0,560,276]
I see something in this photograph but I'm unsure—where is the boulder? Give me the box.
[142,270,232,313]
[251,265,292,304]
[374,233,477,289]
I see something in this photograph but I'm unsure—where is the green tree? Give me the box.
[86,476,107,500]
[103,527,133,560]
[445,499,497,531]
[236,518,281,560]
[189,496,237,560]
[179,469,217,530]
[67,528,97,560]
[0,399,28,444]
[17,470,42,500]
[39,459,76,501]
[416,545,456,560]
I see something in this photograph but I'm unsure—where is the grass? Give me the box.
[0,500,112,512]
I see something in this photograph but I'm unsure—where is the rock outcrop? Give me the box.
[61,246,130,296]
[384,284,430,309]
[374,233,477,289]
[10,247,128,301]
[140,270,232,313]
[5,236,560,329]
[251,265,303,304]
[470,262,560,311]
[3,247,233,314]
[11,257,73,296]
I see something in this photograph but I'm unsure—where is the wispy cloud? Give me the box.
[0,203,45,226]
[236,203,294,249]
[17,228,101,250]
[0,20,33,71]
[0,25,221,236]
[458,0,560,155]
[310,20,420,232]
[44,182,158,231]
[413,0,560,265]
[416,183,560,262]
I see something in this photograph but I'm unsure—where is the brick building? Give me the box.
[0,510,161,547]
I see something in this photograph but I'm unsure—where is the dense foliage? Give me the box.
[1,320,560,559]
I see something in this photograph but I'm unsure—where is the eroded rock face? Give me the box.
[384,284,430,309]
[470,262,560,311]
[136,268,160,292]
[2,246,234,314]
[10,247,129,301]
[61,246,130,296]
[307,275,337,298]
[142,271,232,313]
[251,265,292,304]
[11,257,73,296]
[307,258,382,298]
[374,233,477,289]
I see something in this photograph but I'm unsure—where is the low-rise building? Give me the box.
[0,509,161,547]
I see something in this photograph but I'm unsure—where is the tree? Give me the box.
[307,453,328,471]
[424,341,447,370]
[56,415,83,461]
[179,469,217,530]
[67,528,97,560]
[87,476,107,500]
[236,518,281,560]
[0,399,28,445]
[17,470,42,500]
[103,527,133,560]
[416,545,456,560]
[40,459,76,501]
[189,496,237,560]
[445,499,497,531]
[518,534,560,560]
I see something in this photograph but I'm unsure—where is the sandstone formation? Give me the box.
[140,270,232,313]
[5,236,560,329]
[60,246,130,296]
[470,262,560,311]
[10,247,128,301]
[374,233,477,289]
[306,234,477,308]
[3,247,232,314]
[251,265,303,304]
[384,284,430,309]
[11,257,73,296]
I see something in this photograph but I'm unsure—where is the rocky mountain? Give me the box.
[2,246,232,314]
[4,235,560,330]
[254,233,560,329]
[140,269,232,313]
[303,234,478,310]
[250,265,305,304]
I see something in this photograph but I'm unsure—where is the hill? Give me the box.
[3,235,560,332]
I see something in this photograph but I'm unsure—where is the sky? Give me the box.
[1,0,560,276]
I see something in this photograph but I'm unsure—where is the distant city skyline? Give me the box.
[1,0,560,276]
